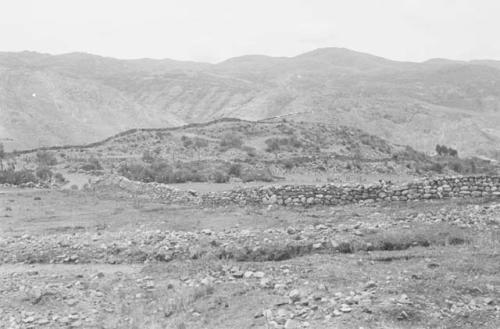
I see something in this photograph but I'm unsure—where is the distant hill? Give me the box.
[2,48,500,159]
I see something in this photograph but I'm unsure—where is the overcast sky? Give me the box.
[1,0,499,63]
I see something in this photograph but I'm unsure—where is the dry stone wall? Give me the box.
[201,176,500,206]
[94,175,500,207]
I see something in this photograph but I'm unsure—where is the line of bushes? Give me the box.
[415,157,498,175]
[118,160,274,184]
[0,169,37,185]
[0,167,66,186]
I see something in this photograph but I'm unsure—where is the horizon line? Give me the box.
[1,47,499,65]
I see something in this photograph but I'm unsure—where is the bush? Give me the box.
[118,163,155,182]
[220,133,243,150]
[181,135,193,148]
[240,167,274,182]
[436,144,458,157]
[119,161,207,184]
[282,159,295,170]
[265,136,302,154]
[0,169,37,185]
[428,162,444,173]
[36,151,57,166]
[80,157,103,171]
[172,169,191,183]
[228,163,242,177]
[54,172,66,183]
[119,160,278,184]
[35,166,53,181]
[142,150,155,163]
[149,162,174,183]
[265,138,280,153]
[212,171,229,183]
[242,146,257,157]
[194,138,209,149]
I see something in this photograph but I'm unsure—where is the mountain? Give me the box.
[1,48,500,159]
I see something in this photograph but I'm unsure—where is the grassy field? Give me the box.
[0,187,499,328]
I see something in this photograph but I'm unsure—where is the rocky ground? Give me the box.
[0,188,499,328]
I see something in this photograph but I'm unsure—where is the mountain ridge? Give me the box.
[1,47,500,159]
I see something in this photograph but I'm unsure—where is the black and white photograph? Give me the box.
[0,1,499,328]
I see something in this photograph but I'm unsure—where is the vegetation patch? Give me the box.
[0,169,38,185]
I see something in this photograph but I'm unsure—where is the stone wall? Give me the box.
[201,176,500,207]
[93,175,500,207]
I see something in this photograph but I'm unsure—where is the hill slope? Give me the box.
[2,48,500,159]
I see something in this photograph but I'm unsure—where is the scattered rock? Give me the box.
[289,289,302,302]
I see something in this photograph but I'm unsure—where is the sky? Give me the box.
[1,0,499,63]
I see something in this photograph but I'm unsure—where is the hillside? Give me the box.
[7,119,413,185]
[2,48,500,159]
[10,119,496,190]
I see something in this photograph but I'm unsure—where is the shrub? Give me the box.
[153,146,162,155]
[0,169,37,185]
[36,151,57,166]
[436,144,458,157]
[80,157,103,171]
[119,163,155,182]
[219,133,243,150]
[119,161,207,184]
[265,136,302,154]
[240,167,274,182]
[265,138,280,153]
[35,166,53,181]
[173,168,191,183]
[282,159,295,169]
[448,160,464,173]
[194,138,209,149]
[242,146,257,157]
[142,150,155,163]
[212,171,229,183]
[181,135,193,148]
[149,161,174,183]
[428,162,444,173]
[228,163,242,177]
[54,172,66,183]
